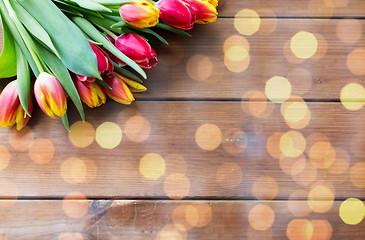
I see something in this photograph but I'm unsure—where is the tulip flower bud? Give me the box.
[0,81,33,130]
[119,0,160,28]
[74,80,106,108]
[102,72,135,105]
[156,0,197,30]
[115,33,158,70]
[76,43,113,82]
[183,0,218,24]
[34,72,67,118]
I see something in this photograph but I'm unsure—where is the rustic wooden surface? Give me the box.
[1,0,365,239]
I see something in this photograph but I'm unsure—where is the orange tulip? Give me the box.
[184,0,218,24]
[102,72,135,105]
[74,80,106,108]
[119,0,160,28]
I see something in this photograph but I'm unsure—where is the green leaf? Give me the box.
[36,42,85,121]
[72,16,147,79]
[155,22,191,37]
[92,0,132,6]
[55,3,84,17]
[15,44,31,116]
[11,0,60,59]
[61,113,70,131]
[84,13,124,34]
[18,0,101,79]
[113,62,143,83]
[96,78,112,90]
[111,20,126,29]
[0,14,17,78]
[128,26,168,45]
[54,0,103,18]
[61,0,112,12]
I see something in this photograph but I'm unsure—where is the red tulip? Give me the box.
[0,81,33,130]
[183,0,218,24]
[156,0,197,30]
[119,0,160,28]
[74,80,106,108]
[76,43,113,82]
[102,72,135,105]
[115,33,158,70]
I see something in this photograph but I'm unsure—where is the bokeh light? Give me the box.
[234,9,261,36]
[311,220,332,240]
[139,153,166,180]
[223,35,250,53]
[8,126,34,151]
[164,173,190,200]
[287,68,313,94]
[195,123,222,151]
[267,132,284,159]
[327,148,349,175]
[155,224,186,240]
[339,198,365,225]
[95,122,122,149]
[350,162,365,188]
[312,34,328,60]
[28,138,55,164]
[247,226,273,240]
[290,31,318,59]
[280,154,307,176]
[280,131,306,158]
[309,141,335,169]
[288,190,312,217]
[347,48,365,76]
[61,158,87,184]
[216,162,242,189]
[58,233,84,240]
[307,0,334,17]
[124,115,151,142]
[340,83,365,111]
[307,185,334,213]
[286,219,313,240]
[62,192,88,218]
[186,54,213,81]
[68,121,95,148]
[256,8,277,35]
[221,129,247,155]
[292,161,317,187]
[0,145,10,171]
[224,46,250,73]
[281,98,311,129]
[248,204,274,231]
[252,176,278,200]
[350,133,365,158]
[241,91,275,118]
[336,19,362,44]
[265,76,292,103]
[173,203,212,229]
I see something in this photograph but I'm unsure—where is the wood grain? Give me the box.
[0,101,363,199]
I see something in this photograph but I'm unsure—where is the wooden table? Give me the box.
[1,0,365,239]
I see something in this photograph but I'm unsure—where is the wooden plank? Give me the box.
[219,0,365,18]
[0,199,363,240]
[2,18,365,100]
[0,101,364,199]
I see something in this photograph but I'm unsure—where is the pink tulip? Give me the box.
[76,43,113,82]
[102,72,135,105]
[0,81,33,130]
[34,72,67,118]
[115,33,158,70]
[74,79,106,108]
[156,0,197,30]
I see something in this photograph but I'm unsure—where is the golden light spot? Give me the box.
[0,180,18,207]
[107,201,133,223]
[164,173,190,200]
[350,162,365,188]
[284,40,305,64]
[290,31,318,59]
[347,48,365,75]
[281,99,311,130]
[139,153,166,180]
[247,226,273,240]
[58,233,84,240]
[308,185,334,213]
[340,83,365,111]
[8,126,34,151]
[223,35,250,53]
[287,219,313,240]
[190,202,212,227]
[82,158,98,184]
[309,141,335,169]
[173,203,212,230]
[186,55,213,81]
[221,129,247,155]
[265,76,292,103]
[61,158,87,184]
[234,9,261,36]
[195,123,222,151]
[156,224,186,240]
[224,46,250,73]
[124,115,151,142]
[336,19,362,44]
[256,8,277,35]
[216,162,242,189]
[185,205,199,227]
[288,190,311,217]
[312,34,328,60]
[350,133,365,158]
[252,176,278,200]
[0,146,10,171]
[248,204,274,231]
[287,68,313,94]
[165,154,187,175]
[28,138,55,164]
[68,121,95,148]
[280,131,306,158]
[292,161,317,187]
[311,220,332,240]
[339,198,365,225]
[173,205,194,231]
[280,154,307,176]
[62,192,88,218]
[267,132,284,159]
[242,91,274,118]
[305,133,329,154]
[327,148,349,175]
[95,122,122,149]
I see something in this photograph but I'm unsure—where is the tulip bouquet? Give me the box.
[0,0,218,130]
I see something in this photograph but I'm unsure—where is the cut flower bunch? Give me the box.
[0,0,218,130]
